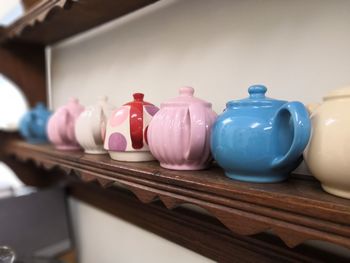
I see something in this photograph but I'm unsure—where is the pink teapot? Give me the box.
[148,87,217,170]
[47,98,85,150]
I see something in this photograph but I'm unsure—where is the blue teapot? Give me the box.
[210,85,311,183]
[19,102,52,144]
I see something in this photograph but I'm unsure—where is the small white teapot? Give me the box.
[304,86,350,198]
[75,96,115,154]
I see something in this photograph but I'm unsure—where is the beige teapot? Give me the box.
[304,86,350,199]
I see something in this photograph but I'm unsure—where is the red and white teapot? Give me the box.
[104,93,159,162]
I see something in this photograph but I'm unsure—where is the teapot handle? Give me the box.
[185,104,207,160]
[90,106,104,145]
[56,108,72,143]
[20,112,35,138]
[271,102,311,169]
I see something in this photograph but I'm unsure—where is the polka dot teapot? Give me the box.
[104,93,159,162]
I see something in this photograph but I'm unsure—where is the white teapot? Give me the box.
[304,86,350,198]
[75,96,115,154]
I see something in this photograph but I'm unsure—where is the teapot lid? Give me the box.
[63,97,85,115]
[33,102,51,115]
[97,96,114,109]
[98,96,108,103]
[34,102,47,110]
[227,85,285,108]
[161,87,211,107]
[68,97,80,105]
[324,86,350,100]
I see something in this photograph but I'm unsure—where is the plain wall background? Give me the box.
[50,0,350,112]
[48,0,350,261]
[68,198,214,263]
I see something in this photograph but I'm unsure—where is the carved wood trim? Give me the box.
[69,182,350,263]
[0,0,160,44]
[1,0,67,41]
[3,139,350,250]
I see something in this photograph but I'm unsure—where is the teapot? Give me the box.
[211,85,311,183]
[47,98,85,150]
[75,96,115,154]
[148,87,217,170]
[304,86,350,198]
[19,102,51,144]
[104,93,159,161]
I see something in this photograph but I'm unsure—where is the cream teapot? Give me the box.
[304,86,350,199]
[75,96,115,154]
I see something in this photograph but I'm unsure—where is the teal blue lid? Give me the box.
[227,85,286,108]
[35,102,46,110]
[33,102,51,116]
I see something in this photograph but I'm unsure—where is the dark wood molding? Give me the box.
[3,139,350,251]
[0,132,65,187]
[69,182,349,263]
[0,0,160,45]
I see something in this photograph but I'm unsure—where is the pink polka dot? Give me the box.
[109,132,127,151]
[145,105,159,116]
[110,106,129,127]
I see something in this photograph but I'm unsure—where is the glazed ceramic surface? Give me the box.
[75,96,115,154]
[19,102,52,144]
[104,93,159,162]
[211,85,311,183]
[47,98,85,150]
[148,87,217,170]
[304,86,350,199]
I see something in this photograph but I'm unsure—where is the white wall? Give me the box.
[50,0,350,112]
[69,198,214,263]
[49,0,350,261]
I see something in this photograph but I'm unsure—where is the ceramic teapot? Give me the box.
[75,96,115,154]
[47,98,85,150]
[304,86,350,198]
[211,85,311,183]
[148,87,217,170]
[19,102,52,143]
[104,93,159,162]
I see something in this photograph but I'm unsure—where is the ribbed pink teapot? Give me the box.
[47,98,85,150]
[148,87,217,170]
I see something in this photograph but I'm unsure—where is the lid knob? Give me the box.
[69,97,79,104]
[248,85,267,98]
[98,96,108,102]
[36,102,45,109]
[179,87,194,97]
[133,93,144,101]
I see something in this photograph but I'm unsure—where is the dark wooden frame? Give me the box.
[3,140,350,251]
[68,182,350,263]
[0,1,349,262]
[0,43,46,106]
[3,138,350,262]
[0,0,159,45]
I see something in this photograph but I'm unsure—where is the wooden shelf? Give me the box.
[0,0,159,45]
[3,139,350,250]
